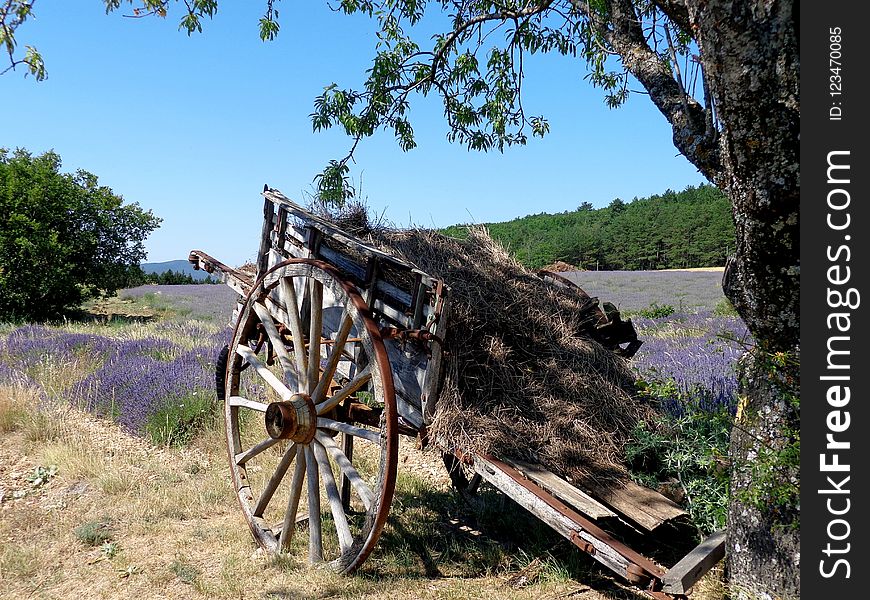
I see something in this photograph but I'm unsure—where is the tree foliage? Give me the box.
[128,267,219,285]
[449,184,732,270]
[0,1,45,80]
[0,149,161,321]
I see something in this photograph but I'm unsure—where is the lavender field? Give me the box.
[0,285,236,445]
[0,276,748,441]
[562,269,727,313]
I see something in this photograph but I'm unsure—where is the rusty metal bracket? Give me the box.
[379,326,444,355]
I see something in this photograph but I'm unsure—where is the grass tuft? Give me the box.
[0,384,31,433]
[74,517,115,546]
[169,558,201,585]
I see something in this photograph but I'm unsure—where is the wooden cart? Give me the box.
[189,187,725,598]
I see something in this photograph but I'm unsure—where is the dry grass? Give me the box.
[0,393,704,600]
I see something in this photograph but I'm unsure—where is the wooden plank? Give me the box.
[257,198,276,278]
[662,530,726,594]
[316,417,380,444]
[588,479,687,532]
[472,455,635,582]
[504,458,616,520]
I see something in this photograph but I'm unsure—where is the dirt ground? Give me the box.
[0,399,725,600]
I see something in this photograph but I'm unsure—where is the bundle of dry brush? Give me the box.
[326,203,654,486]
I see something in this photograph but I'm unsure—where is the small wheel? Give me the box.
[224,259,397,573]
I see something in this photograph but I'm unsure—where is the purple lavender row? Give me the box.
[631,311,750,415]
[0,324,231,435]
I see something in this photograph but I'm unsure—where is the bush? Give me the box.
[145,391,216,447]
[0,149,161,321]
[713,297,739,316]
[627,377,733,536]
[74,517,115,546]
[637,303,676,319]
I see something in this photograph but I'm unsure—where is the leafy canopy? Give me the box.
[0,149,161,321]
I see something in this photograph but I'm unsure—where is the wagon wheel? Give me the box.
[223,258,397,574]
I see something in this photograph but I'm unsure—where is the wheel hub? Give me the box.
[264,393,317,443]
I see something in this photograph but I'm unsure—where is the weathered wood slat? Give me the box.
[188,250,252,297]
[315,431,374,510]
[316,417,380,444]
[228,396,269,413]
[588,479,687,532]
[252,302,296,378]
[504,458,617,520]
[662,529,726,594]
[235,437,280,465]
[253,443,297,517]
[304,446,323,563]
[311,311,353,404]
[235,346,294,402]
[312,440,354,553]
[315,366,371,415]
[279,447,306,551]
[279,277,309,389]
[472,455,636,582]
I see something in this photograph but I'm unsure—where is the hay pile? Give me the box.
[367,226,654,486]
[540,260,582,273]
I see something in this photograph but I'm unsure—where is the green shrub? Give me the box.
[74,517,115,546]
[626,380,733,536]
[170,559,201,584]
[145,391,215,447]
[713,297,739,316]
[638,303,676,319]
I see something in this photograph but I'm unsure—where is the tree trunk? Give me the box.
[684,1,800,597]
[728,351,800,599]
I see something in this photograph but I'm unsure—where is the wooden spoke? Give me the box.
[316,366,372,415]
[316,431,374,510]
[307,279,324,395]
[228,395,270,413]
[279,277,308,390]
[235,345,294,401]
[311,310,353,405]
[235,437,280,466]
[253,443,297,517]
[252,302,296,379]
[279,446,306,551]
[312,441,354,553]
[340,432,354,511]
[305,446,323,563]
[316,417,380,445]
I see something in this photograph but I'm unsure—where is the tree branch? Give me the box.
[652,0,692,36]
[429,1,554,80]
[570,0,719,180]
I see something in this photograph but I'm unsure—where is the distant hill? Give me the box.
[442,184,734,270]
[140,260,212,281]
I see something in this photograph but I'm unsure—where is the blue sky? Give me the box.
[3,1,706,266]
